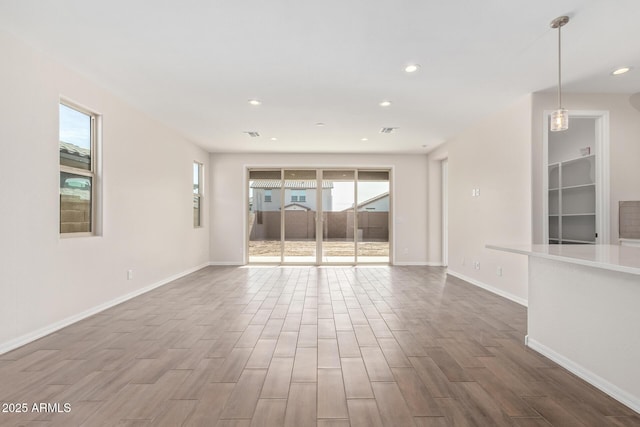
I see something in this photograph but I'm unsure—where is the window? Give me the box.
[291,189,306,203]
[59,101,99,235]
[264,189,272,202]
[193,162,203,227]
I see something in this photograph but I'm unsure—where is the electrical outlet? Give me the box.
[403,247,409,255]
[473,261,480,270]
[462,257,466,266]
[497,266,503,277]
[127,269,134,280]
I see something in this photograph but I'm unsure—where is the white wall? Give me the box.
[0,31,210,352]
[428,96,532,305]
[209,153,428,265]
[532,93,640,243]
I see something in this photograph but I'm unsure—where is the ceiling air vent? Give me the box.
[244,131,260,138]
[379,127,398,134]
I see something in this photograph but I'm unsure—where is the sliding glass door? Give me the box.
[247,168,390,264]
[248,170,282,263]
[283,169,317,263]
[321,170,355,263]
[357,171,390,263]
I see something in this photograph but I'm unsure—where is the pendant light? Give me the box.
[550,16,570,132]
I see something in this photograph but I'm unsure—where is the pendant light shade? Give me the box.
[551,108,568,132]
[550,16,570,132]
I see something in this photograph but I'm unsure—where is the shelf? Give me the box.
[562,153,595,166]
[561,214,596,242]
[562,156,596,187]
[548,164,560,189]
[562,183,595,190]
[548,216,559,240]
[562,185,595,215]
[547,133,598,244]
[561,239,596,244]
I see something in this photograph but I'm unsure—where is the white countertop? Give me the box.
[487,244,640,276]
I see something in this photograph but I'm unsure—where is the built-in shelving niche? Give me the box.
[546,116,602,244]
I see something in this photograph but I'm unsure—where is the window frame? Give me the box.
[59,99,99,237]
[193,161,204,228]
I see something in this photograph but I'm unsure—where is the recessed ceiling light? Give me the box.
[379,101,392,107]
[405,64,421,73]
[611,67,631,75]
[270,137,278,141]
[361,138,368,141]
[315,122,326,127]
[248,99,261,106]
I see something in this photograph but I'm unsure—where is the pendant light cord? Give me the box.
[558,23,562,109]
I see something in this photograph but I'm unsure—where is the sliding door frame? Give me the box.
[246,166,393,266]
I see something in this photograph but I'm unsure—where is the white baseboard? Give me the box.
[393,261,431,266]
[208,261,244,266]
[446,269,528,307]
[527,337,640,414]
[0,262,210,356]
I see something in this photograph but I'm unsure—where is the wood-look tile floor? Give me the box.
[1,266,638,426]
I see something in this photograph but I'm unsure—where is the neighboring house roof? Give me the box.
[250,180,333,189]
[342,192,389,211]
[284,203,310,210]
[60,141,90,158]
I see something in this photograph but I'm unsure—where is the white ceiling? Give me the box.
[1,0,639,154]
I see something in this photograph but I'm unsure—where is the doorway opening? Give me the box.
[542,111,610,244]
